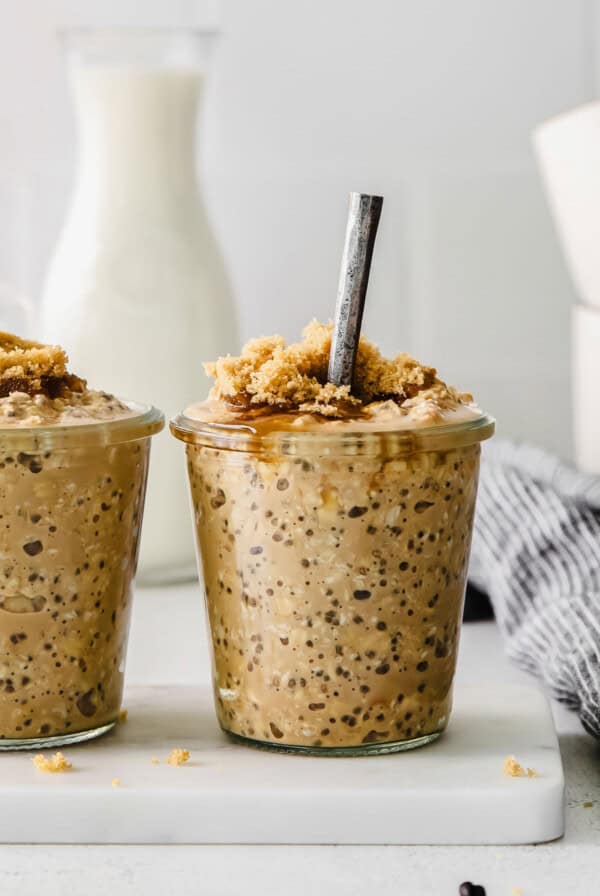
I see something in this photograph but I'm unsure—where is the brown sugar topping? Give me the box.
[204,320,438,418]
[0,331,86,399]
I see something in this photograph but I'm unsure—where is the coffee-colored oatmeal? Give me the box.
[187,438,479,749]
[0,332,162,746]
[32,751,72,772]
[0,388,135,427]
[173,321,493,752]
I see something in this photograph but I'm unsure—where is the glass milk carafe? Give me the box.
[40,29,238,583]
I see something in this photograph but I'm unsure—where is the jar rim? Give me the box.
[170,411,495,457]
[0,402,164,451]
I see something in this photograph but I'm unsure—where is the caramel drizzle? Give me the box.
[220,371,436,420]
[0,373,86,400]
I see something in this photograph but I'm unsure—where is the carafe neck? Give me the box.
[72,66,202,203]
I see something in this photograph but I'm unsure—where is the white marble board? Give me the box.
[0,684,564,845]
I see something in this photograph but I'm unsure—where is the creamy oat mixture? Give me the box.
[0,389,134,427]
[0,333,150,743]
[178,322,489,751]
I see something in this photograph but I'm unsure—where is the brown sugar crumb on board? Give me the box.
[150,757,160,765]
[166,748,190,767]
[111,778,121,788]
[118,709,128,723]
[32,752,72,773]
[503,755,537,778]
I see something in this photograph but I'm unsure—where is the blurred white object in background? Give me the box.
[533,104,600,310]
[0,285,34,338]
[534,104,600,473]
[39,28,238,583]
[0,164,35,336]
[572,303,600,474]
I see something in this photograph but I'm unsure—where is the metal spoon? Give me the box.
[328,192,383,389]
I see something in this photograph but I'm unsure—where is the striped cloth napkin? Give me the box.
[469,440,600,738]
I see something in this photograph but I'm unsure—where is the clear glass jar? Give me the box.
[172,412,494,755]
[0,405,163,749]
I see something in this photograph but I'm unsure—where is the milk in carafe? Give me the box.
[40,32,237,582]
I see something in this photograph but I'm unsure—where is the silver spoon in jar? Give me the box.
[328,192,383,389]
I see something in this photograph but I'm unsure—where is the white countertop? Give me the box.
[1,583,598,895]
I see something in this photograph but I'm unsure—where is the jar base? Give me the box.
[224,728,443,756]
[0,719,117,752]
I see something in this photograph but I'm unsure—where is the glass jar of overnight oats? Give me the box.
[0,332,163,749]
[171,321,494,755]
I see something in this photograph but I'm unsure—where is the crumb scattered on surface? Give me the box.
[118,709,128,723]
[503,755,537,778]
[205,320,471,418]
[512,887,523,895]
[151,757,160,765]
[111,778,121,788]
[583,801,593,808]
[32,752,72,773]
[166,748,190,767]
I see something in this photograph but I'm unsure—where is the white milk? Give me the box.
[40,65,238,582]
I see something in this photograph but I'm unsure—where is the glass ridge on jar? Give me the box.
[0,405,163,749]
[172,412,494,756]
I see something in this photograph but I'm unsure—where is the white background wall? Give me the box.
[0,0,596,456]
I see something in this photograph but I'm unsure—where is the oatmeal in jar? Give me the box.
[0,332,163,748]
[172,321,493,754]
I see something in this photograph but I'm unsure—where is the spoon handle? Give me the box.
[328,192,383,388]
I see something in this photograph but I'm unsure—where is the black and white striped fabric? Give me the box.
[469,440,600,738]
